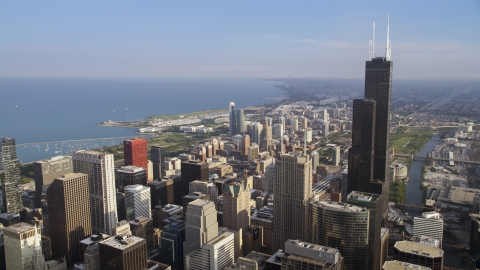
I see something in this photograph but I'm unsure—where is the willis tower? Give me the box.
[348,18,392,226]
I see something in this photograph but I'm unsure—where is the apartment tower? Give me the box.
[72,150,118,235]
[124,184,151,221]
[123,138,148,179]
[1,137,23,215]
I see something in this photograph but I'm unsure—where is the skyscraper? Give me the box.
[124,184,151,221]
[290,118,298,132]
[99,234,147,270]
[47,173,92,268]
[159,221,186,270]
[236,108,245,135]
[1,137,23,215]
[123,138,148,178]
[308,200,369,269]
[229,102,236,137]
[183,199,218,255]
[348,19,393,226]
[272,153,312,252]
[222,181,251,231]
[150,145,164,180]
[251,122,263,145]
[72,150,118,235]
[4,222,42,270]
[33,155,73,208]
[332,145,341,166]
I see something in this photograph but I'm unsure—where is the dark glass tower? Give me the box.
[1,137,23,215]
[348,56,392,227]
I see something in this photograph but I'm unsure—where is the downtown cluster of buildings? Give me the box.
[0,26,459,270]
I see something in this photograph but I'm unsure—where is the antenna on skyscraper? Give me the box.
[385,14,391,60]
[369,22,376,60]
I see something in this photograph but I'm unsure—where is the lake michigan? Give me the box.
[0,77,283,163]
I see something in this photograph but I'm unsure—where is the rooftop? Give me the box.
[35,155,70,163]
[382,260,431,270]
[311,200,367,213]
[347,191,381,205]
[116,166,146,174]
[394,241,443,258]
[100,234,145,250]
[56,173,87,181]
[188,198,211,207]
[4,222,34,234]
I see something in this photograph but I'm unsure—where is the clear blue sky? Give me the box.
[1,1,479,79]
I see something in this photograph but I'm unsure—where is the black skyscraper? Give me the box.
[348,56,392,227]
[151,146,164,180]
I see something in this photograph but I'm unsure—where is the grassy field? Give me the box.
[148,109,227,120]
[390,127,433,155]
[389,182,407,204]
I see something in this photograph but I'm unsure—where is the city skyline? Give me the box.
[1,1,479,79]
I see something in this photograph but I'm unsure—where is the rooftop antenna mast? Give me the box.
[369,22,376,60]
[385,14,391,60]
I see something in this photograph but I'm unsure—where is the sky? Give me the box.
[1,1,479,79]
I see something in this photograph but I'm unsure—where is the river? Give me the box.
[404,134,440,217]
[403,133,463,268]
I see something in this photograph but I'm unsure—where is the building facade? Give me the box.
[229,102,237,137]
[1,137,23,215]
[124,184,151,221]
[150,146,164,180]
[72,150,118,235]
[99,234,147,270]
[184,230,235,270]
[308,200,369,269]
[33,155,73,208]
[4,222,42,270]
[222,181,251,231]
[47,173,92,268]
[413,211,444,247]
[183,199,219,255]
[272,153,312,252]
[115,166,147,192]
[123,138,148,172]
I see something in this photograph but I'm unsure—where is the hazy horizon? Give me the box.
[1,1,479,79]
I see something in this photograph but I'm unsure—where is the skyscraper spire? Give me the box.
[32,224,46,270]
[369,22,376,60]
[385,14,391,60]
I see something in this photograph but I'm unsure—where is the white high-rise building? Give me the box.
[279,116,286,133]
[332,146,341,166]
[311,151,319,173]
[183,199,219,255]
[4,222,42,270]
[322,123,330,137]
[290,118,298,132]
[413,211,444,247]
[251,122,263,145]
[72,150,117,235]
[229,102,236,137]
[124,184,151,221]
[185,230,235,270]
[321,109,329,122]
[273,123,284,139]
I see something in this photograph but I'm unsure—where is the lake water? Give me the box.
[0,77,284,162]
